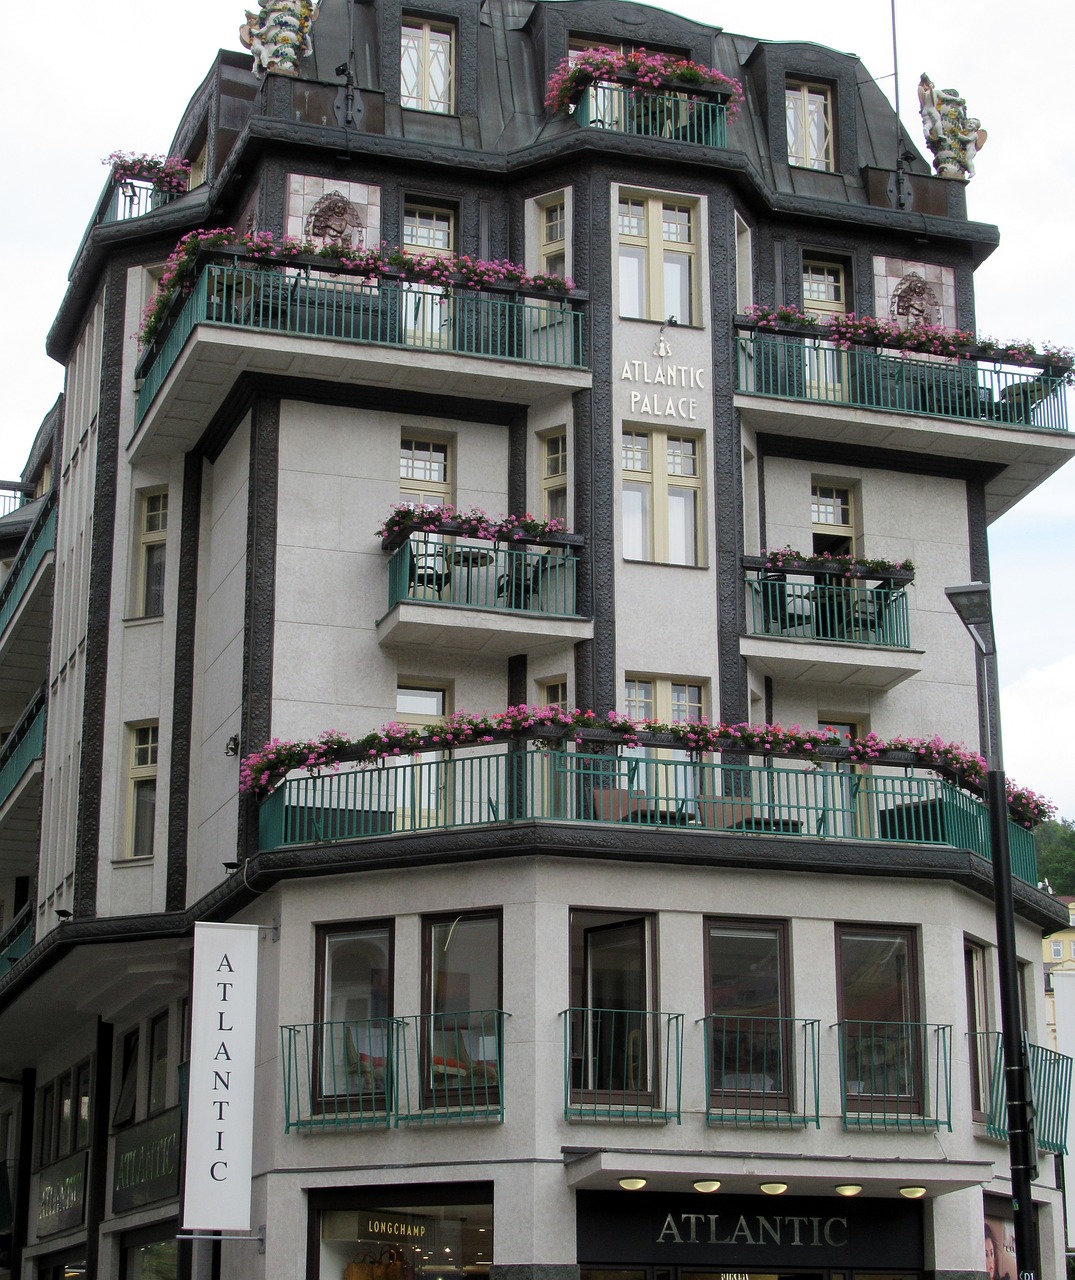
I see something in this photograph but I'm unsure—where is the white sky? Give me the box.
[1,0,1072,815]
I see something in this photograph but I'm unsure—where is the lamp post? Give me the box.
[945,582,1038,1280]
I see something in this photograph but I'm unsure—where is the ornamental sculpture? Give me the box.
[917,73,987,181]
[240,0,320,77]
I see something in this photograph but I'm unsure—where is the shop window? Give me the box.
[541,430,568,522]
[423,912,502,1106]
[121,1223,180,1279]
[126,722,159,860]
[837,925,921,1113]
[617,192,697,323]
[317,922,394,1110]
[568,910,655,1100]
[401,18,454,113]
[622,429,702,565]
[786,79,834,170]
[137,490,167,617]
[706,920,789,1097]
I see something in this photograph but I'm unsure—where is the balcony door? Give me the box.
[802,259,847,400]
[573,912,654,1097]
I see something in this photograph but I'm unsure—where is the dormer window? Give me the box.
[786,79,834,171]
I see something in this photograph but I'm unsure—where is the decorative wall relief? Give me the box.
[872,258,955,329]
[890,272,941,328]
[305,192,365,250]
[917,73,987,180]
[286,176,380,253]
[240,0,320,77]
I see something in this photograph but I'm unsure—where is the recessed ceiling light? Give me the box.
[900,1186,927,1199]
[759,1182,788,1195]
[835,1184,862,1197]
[619,1177,647,1191]
[693,1180,721,1193]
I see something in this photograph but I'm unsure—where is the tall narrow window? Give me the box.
[621,678,704,818]
[318,922,393,1109]
[542,431,568,523]
[127,723,159,860]
[734,213,753,312]
[622,429,701,565]
[113,1028,140,1129]
[542,200,567,279]
[401,19,454,113]
[394,685,448,829]
[147,1011,169,1115]
[139,492,167,617]
[617,193,697,323]
[964,941,991,1115]
[786,80,834,170]
[424,912,502,1106]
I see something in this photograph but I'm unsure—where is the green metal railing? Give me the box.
[0,498,57,642]
[745,573,910,647]
[395,1010,506,1124]
[975,1032,1072,1154]
[837,1020,952,1131]
[281,1012,506,1131]
[0,907,32,974]
[387,537,579,616]
[101,180,182,224]
[0,693,46,812]
[736,332,1068,431]
[575,84,728,147]
[257,747,1038,883]
[700,1015,820,1128]
[136,262,587,424]
[281,1018,396,1131]
[563,1007,683,1122]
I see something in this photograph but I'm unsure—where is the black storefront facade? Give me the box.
[576,1191,924,1280]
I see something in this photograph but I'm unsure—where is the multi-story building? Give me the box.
[0,3,1072,1278]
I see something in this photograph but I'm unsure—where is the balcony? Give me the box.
[0,691,46,882]
[258,745,1038,884]
[99,178,183,225]
[741,562,920,689]
[0,494,57,691]
[0,905,32,975]
[133,256,590,438]
[837,1021,953,1132]
[700,1015,820,1128]
[974,1032,1073,1154]
[562,1008,683,1122]
[574,83,728,146]
[280,1010,506,1132]
[377,535,592,655]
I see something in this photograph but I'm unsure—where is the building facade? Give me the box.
[0,2,1073,1278]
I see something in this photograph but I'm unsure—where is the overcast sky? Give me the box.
[2,0,1072,816]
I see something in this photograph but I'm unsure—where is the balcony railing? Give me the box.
[100,179,183,224]
[575,83,728,146]
[700,1015,820,1128]
[837,1020,952,1132]
[0,905,32,974]
[280,1012,506,1132]
[745,573,910,647]
[0,484,32,518]
[135,259,588,425]
[974,1032,1073,1154]
[736,331,1068,432]
[0,493,57,642]
[0,690,46,812]
[257,746,1038,883]
[387,536,579,617]
[563,1007,683,1122]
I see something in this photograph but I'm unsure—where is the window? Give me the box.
[147,1011,169,1115]
[403,204,453,255]
[540,678,568,709]
[617,193,697,323]
[569,910,655,1099]
[113,1028,140,1128]
[401,18,453,113]
[138,491,167,617]
[317,922,393,1108]
[786,79,834,170]
[36,1062,92,1168]
[622,429,702,564]
[542,431,568,522]
[127,723,159,860]
[811,481,855,555]
[1052,941,1064,960]
[400,436,451,505]
[394,685,448,828]
[621,677,704,817]
[964,941,990,1114]
[734,212,753,312]
[542,199,567,279]
[402,207,453,345]
[837,925,921,1113]
[423,912,502,1104]
[706,920,789,1106]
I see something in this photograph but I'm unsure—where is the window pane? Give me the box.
[400,28,423,107]
[427,29,452,112]
[618,245,647,318]
[666,437,696,477]
[840,931,913,1021]
[148,1013,169,1114]
[617,200,645,237]
[56,1074,73,1157]
[624,680,654,720]
[622,482,650,561]
[667,487,697,565]
[663,252,692,323]
[132,779,156,858]
[143,543,166,617]
[75,1063,91,1150]
[621,432,650,473]
[661,205,691,243]
[708,924,785,1093]
[400,438,448,483]
[431,916,499,1013]
[324,927,392,1022]
[396,687,445,718]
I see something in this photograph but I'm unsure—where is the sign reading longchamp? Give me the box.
[182,922,259,1231]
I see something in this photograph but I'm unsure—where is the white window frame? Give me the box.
[622,428,703,565]
[734,212,753,312]
[541,429,568,523]
[126,722,159,860]
[137,490,168,618]
[786,79,834,171]
[616,190,698,324]
[401,18,454,114]
[400,435,452,505]
[811,480,856,556]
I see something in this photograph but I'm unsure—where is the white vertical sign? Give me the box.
[183,921,259,1231]
[1053,969,1075,1248]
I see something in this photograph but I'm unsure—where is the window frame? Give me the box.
[811,479,857,557]
[400,17,455,114]
[113,1027,140,1131]
[786,78,835,171]
[541,429,568,523]
[964,939,991,1117]
[35,1059,94,1170]
[616,189,699,324]
[146,1009,170,1116]
[402,203,455,257]
[125,721,159,861]
[621,427,703,565]
[137,490,168,618]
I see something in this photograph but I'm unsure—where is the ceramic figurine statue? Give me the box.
[917,72,986,181]
[241,0,320,77]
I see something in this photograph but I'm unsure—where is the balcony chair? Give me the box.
[408,536,451,601]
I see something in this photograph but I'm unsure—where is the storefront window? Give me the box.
[120,1224,179,1279]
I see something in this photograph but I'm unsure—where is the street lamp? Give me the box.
[946,582,1038,1280]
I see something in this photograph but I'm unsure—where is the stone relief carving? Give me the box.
[240,0,320,77]
[917,73,987,181]
[304,191,365,250]
[890,272,940,328]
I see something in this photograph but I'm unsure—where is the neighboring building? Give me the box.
[0,3,1073,1279]
[1042,897,1075,1047]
